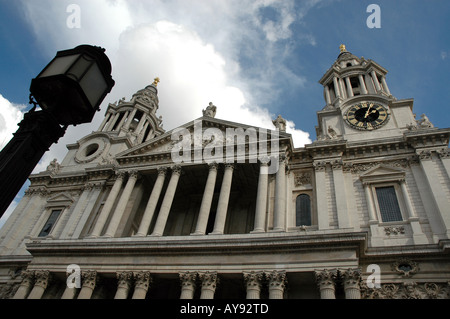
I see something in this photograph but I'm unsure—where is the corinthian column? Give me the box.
[135,167,167,236]
[243,271,263,299]
[115,271,133,299]
[273,155,286,231]
[341,268,362,299]
[78,271,98,299]
[266,270,287,299]
[179,272,197,299]
[151,166,182,236]
[132,271,151,299]
[104,170,139,237]
[12,270,34,299]
[199,272,218,299]
[89,171,126,238]
[193,163,219,235]
[27,270,51,299]
[252,157,269,233]
[210,163,234,234]
[314,269,337,299]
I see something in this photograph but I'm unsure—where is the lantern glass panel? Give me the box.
[79,62,108,107]
[40,54,80,78]
[67,54,94,81]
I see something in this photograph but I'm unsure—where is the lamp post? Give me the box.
[0,45,115,217]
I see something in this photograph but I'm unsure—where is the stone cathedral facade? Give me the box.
[0,46,449,299]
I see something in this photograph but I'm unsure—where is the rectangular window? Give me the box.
[38,209,62,237]
[375,186,402,222]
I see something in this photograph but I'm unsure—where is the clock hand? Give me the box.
[364,104,374,118]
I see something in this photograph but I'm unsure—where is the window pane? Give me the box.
[296,194,311,226]
[375,187,402,222]
[38,210,62,237]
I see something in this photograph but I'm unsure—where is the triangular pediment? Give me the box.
[117,116,292,159]
[46,192,75,206]
[359,164,405,183]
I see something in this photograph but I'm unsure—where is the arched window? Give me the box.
[296,194,311,226]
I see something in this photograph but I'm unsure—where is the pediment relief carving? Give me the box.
[359,164,405,184]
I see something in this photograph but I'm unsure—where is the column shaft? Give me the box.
[193,163,218,235]
[89,172,125,237]
[345,77,354,97]
[341,268,362,299]
[273,156,286,231]
[210,164,234,234]
[27,270,51,299]
[252,161,269,233]
[135,167,167,236]
[151,166,182,236]
[315,269,337,299]
[104,171,139,237]
[363,183,377,222]
[359,74,368,94]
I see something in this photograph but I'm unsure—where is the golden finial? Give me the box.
[152,77,160,87]
[340,44,347,53]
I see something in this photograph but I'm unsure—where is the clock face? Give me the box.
[345,102,389,130]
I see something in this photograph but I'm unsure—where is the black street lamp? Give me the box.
[0,45,115,217]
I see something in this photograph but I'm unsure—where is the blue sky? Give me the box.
[0,0,449,226]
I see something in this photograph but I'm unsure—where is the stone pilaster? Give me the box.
[199,272,218,299]
[243,271,263,299]
[115,271,133,299]
[132,271,151,299]
[341,268,362,299]
[12,270,34,299]
[78,271,98,299]
[265,270,287,299]
[315,269,337,299]
[179,272,197,299]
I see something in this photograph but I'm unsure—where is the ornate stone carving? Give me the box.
[437,148,450,159]
[417,149,433,161]
[179,271,197,289]
[313,161,327,171]
[199,271,218,290]
[294,172,312,186]
[157,166,168,176]
[384,226,405,236]
[265,270,287,290]
[243,271,263,289]
[391,258,419,277]
[171,165,182,175]
[46,158,61,175]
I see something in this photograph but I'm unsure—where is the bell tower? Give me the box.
[314,45,421,142]
[61,78,165,168]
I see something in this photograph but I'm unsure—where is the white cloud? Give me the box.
[15,0,313,173]
[0,94,25,150]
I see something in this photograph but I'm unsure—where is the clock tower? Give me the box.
[315,45,421,142]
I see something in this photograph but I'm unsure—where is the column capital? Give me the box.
[134,271,152,291]
[114,170,127,180]
[33,270,51,290]
[20,270,35,286]
[81,270,98,290]
[208,162,219,171]
[116,271,133,290]
[157,166,168,176]
[243,271,264,289]
[258,156,271,166]
[224,162,235,170]
[128,170,140,179]
[314,269,337,289]
[265,270,287,289]
[179,271,198,287]
[340,268,362,287]
[199,271,219,290]
[171,165,182,175]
